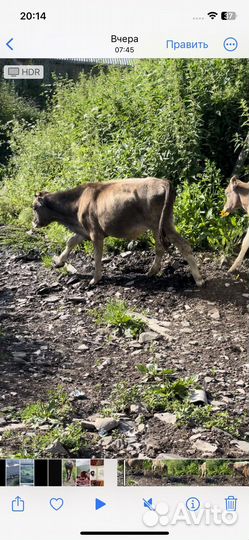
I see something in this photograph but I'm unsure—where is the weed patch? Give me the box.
[3,387,88,458]
[92,299,145,338]
[21,386,72,425]
[102,364,247,437]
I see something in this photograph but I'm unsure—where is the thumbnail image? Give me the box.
[0,57,248,461]
[63,460,77,486]
[76,460,91,486]
[6,460,20,487]
[118,459,249,486]
[20,459,34,486]
[90,459,104,487]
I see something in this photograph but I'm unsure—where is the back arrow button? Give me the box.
[6,38,14,50]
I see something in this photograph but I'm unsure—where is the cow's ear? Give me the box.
[34,194,47,207]
[34,191,49,206]
[35,190,49,197]
[231,176,239,190]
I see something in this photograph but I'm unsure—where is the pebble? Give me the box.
[77,344,89,351]
[12,351,27,359]
[208,308,220,320]
[44,295,61,303]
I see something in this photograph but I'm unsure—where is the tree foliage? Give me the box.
[0,59,248,252]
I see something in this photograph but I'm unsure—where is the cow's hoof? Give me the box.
[53,256,65,268]
[89,276,102,286]
[146,270,155,277]
[228,264,239,273]
[196,278,205,287]
[146,268,160,277]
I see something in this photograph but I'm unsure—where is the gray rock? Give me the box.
[65,263,78,274]
[154,412,177,425]
[181,320,190,327]
[139,331,158,343]
[67,296,86,304]
[69,390,87,400]
[45,440,69,456]
[156,453,185,459]
[192,439,218,454]
[190,433,204,442]
[79,420,96,431]
[12,351,27,359]
[146,437,160,452]
[101,436,113,446]
[44,295,61,303]
[110,438,123,451]
[0,422,26,434]
[208,308,220,320]
[94,417,119,434]
[130,404,143,414]
[230,440,249,453]
[120,251,132,258]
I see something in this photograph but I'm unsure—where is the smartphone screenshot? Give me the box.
[0,1,248,538]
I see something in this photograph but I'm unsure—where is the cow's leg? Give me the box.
[228,227,249,272]
[53,234,83,267]
[166,227,204,287]
[89,236,104,286]
[147,234,164,276]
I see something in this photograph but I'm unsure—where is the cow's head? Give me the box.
[32,191,54,228]
[221,176,242,217]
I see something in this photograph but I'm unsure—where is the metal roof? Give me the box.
[56,58,134,66]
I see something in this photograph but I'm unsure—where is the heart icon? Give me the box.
[50,498,64,511]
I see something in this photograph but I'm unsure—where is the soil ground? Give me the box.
[0,239,248,458]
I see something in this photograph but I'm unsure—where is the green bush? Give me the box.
[175,160,246,253]
[0,59,248,254]
[0,80,39,176]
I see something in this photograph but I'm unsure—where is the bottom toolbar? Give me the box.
[0,485,248,540]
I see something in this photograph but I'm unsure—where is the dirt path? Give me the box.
[0,243,248,458]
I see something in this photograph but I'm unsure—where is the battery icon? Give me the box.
[221,11,237,20]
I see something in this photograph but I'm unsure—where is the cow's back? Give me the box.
[78,177,171,239]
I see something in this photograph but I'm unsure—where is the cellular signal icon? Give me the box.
[208,11,218,19]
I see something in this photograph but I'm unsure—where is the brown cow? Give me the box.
[233,461,249,480]
[221,176,249,273]
[200,461,207,479]
[64,460,74,481]
[151,460,168,477]
[32,177,204,287]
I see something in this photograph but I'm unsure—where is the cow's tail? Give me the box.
[159,180,176,249]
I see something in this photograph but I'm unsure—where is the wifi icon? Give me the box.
[208,11,218,19]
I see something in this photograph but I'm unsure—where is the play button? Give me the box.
[95,498,106,510]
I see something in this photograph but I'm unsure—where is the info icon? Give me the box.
[186,497,200,512]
